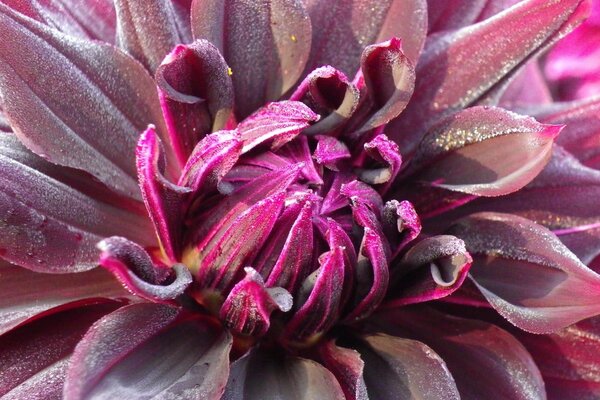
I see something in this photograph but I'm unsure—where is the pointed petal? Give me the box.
[0,302,122,399]
[389,0,589,155]
[406,106,561,198]
[0,4,168,198]
[0,133,153,272]
[191,0,312,119]
[371,306,546,400]
[98,237,192,302]
[387,235,472,306]
[223,348,345,400]
[0,260,127,335]
[304,0,427,75]
[356,334,460,400]
[448,212,600,333]
[156,40,235,167]
[114,0,185,72]
[64,303,232,400]
[317,340,368,400]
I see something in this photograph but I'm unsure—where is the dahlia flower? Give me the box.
[0,0,599,399]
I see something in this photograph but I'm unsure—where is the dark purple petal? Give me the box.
[64,303,232,400]
[191,0,312,119]
[220,267,292,337]
[317,340,368,400]
[114,0,185,72]
[389,0,589,156]
[386,235,472,306]
[370,306,546,400]
[0,4,169,198]
[353,38,415,135]
[1,0,116,42]
[355,334,460,400]
[0,302,122,399]
[284,246,345,342]
[499,61,552,108]
[98,236,192,302]
[237,101,319,153]
[0,133,153,272]
[304,0,427,75]
[290,66,359,136]
[382,200,421,259]
[404,106,561,201]
[356,134,402,194]
[448,212,600,333]
[136,126,190,261]
[0,260,127,335]
[223,348,345,400]
[156,39,235,167]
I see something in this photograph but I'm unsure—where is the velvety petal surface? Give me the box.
[0,3,168,198]
[64,303,232,400]
[448,212,600,333]
[317,340,368,400]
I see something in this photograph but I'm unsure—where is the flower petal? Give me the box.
[0,302,122,399]
[0,260,127,335]
[382,200,421,260]
[371,306,546,400]
[64,303,232,400]
[317,340,368,400]
[304,0,427,75]
[448,212,600,333]
[387,235,472,306]
[389,0,589,155]
[0,4,168,198]
[191,0,312,119]
[223,348,345,400]
[355,333,460,400]
[114,0,186,72]
[356,133,402,195]
[156,40,235,167]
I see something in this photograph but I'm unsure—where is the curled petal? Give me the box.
[98,237,192,302]
[356,134,402,194]
[220,267,292,337]
[317,340,368,400]
[387,235,472,306]
[314,135,351,171]
[382,200,421,259]
[156,40,235,166]
[448,212,600,333]
[191,0,312,119]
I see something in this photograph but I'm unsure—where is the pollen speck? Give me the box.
[290,34,297,42]
[227,67,233,76]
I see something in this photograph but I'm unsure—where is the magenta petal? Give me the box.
[0,302,121,399]
[191,0,312,119]
[0,260,126,335]
[237,101,319,153]
[356,134,402,194]
[156,40,235,167]
[98,237,192,302]
[64,303,232,400]
[314,135,351,170]
[304,0,427,75]
[317,340,368,400]
[356,334,460,400]
[223,348,345,400]
[449,212,600,333]
[371,306,546,400]
[0,133,153,272]
[220,267,292,337]
[382,200,421,260]
[406,106,561,197]
[499,60,552,108]
[389,0,589,154]
[387,235,472,306]
[0,4,168,198]
[136,126,190,261]
[114,0,185,72]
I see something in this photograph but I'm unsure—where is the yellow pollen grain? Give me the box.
[227,67,233,76]
[290,34,297,42]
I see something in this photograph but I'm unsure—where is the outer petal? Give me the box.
[64,303,232,400]
[370,306,546,400]
[223,348,345,400]
[191,0,312,118]
[355,334,460,400]
[389,0,589,155]
[304,0,427,75]
[115,0,186,72]
[0,259,127,335]
[317,340,368,400]
[448,212,600,333]
[0,4,168,198]
[0,302,122,399]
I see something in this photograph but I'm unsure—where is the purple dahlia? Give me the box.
[0,0,599,399]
